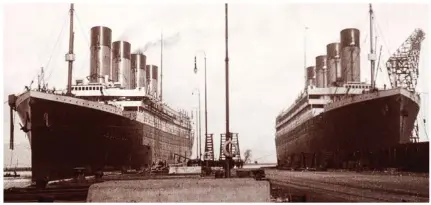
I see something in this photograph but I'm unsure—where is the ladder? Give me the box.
[204,134,214,161]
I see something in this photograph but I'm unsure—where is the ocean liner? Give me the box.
[7,4,194,184]
[275,5,426,170]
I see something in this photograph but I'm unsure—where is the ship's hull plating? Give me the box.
[276,90,424,171]
[14,92,193,182]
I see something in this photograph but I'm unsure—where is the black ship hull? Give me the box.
[275,89,427,171]
[12,91,193,182]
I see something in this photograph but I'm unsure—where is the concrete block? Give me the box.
[87,178,270,202]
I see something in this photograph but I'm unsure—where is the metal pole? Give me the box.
[204,53,208,141]
[9,107,14,150]
[369,4,375,89]
[66,3,75,96]
[194,51,208,139]
[224,3,231,178]
[198,91,202,160]
[192,89,201,160]
[194,52,207,161]
[195,109,199,160]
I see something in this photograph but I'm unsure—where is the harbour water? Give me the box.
[3,171,32,189]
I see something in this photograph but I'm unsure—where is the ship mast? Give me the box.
[369,4,376,89]
[66,3,75,96]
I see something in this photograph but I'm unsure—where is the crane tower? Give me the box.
[385,28,426,142]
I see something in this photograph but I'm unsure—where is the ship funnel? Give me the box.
[306,66,316,87]
[315,55,327,88]
[112,41,132,89]
[326,42,342,86]
[131,53,147,90]
[340,28,361,84]
[90,26,112,83]
[146,65,158,97]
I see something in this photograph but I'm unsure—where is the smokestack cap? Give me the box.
[131,53,147,70]
[306,66,315,80]
[326,42,341,59]
[146,65,158,80]
[315,55,327,70]
[112,41,132,60]
[340,28,360,49]
[91,26,112,47]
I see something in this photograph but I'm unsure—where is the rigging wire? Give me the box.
[74,10,92,77]
[374,15,393,58]
[23,14,67,90]
[45,14,69,82]
[74,11,90,47]
[373,19,393,87]
[374,45,383,83]
[44,8,90,84]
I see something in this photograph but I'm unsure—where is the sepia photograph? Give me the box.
[2,0,429,202]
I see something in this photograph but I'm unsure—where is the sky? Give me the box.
[2,1,430,167]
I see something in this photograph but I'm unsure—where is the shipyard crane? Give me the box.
[385,28,426,142]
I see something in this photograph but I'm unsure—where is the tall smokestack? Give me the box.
[145,65,158,97]
[315,55,327,88]
[340,28,361,84]
[326,42,342,86]
[112,41,132,88]
[145,64,151,94]
[131,53,147,89]
[306,66,316,88]
[90,26,112,83]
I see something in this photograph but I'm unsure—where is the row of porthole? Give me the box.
[282,115,314,138]
[134,112,191,134]
[142,132,189,144]
[136,115,185,134]
[138,110,189,130]
[277,103,309,127]
[277,105,311,130]
[72,86,103,91]
[278,109,312,135]
[143,138,186,147]
[346,85,371,89]
[147,129,186,142]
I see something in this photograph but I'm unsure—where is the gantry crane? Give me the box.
[385,29,426,142]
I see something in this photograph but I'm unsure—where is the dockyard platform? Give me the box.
[4,168,429,202]
[266,169,429,202]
